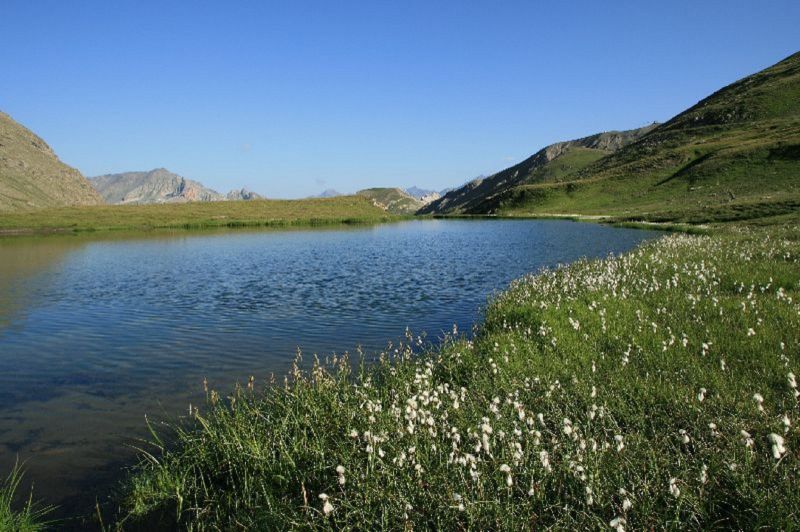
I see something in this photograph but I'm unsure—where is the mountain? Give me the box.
[315,189,342,198]
[0,111,104,212]
[90,169,226,204]
[356,187,424,214]
[419,124,657,215]
[405,186,443,205]
[226,188,263,201]
[405,186,437,199]
[429,51,800,223]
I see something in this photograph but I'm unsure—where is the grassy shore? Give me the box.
[0,196,397,236]
[112,222,800,530]
[0,465,51,531]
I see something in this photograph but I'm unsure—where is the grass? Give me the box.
[0,196,399,236]
[0,464,52,532]
[116,223,800,530]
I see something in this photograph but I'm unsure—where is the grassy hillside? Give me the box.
[0,196,395,235]
[482,52,800,223]
[119,224,800,530]
[0,112,103,212]
[419,126,656,215]
[357,187,424,214]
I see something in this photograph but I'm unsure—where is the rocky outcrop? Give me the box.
[226,188,263,201]
[90,169,226,205]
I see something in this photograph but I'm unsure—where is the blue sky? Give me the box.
[1,1,798,198]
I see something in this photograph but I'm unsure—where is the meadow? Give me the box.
[0,196,396,235]
[107,222,800,530]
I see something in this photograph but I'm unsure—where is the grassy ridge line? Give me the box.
[119,224,800,530]
[0,196,399,236]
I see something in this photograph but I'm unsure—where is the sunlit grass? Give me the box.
[0,464,53,532]
[119,224,800,529]
[0,195,399,235]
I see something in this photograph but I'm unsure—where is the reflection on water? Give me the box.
[0,220,659,524]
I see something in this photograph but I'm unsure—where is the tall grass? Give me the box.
[0,464,52,532]
[119,225,800,529]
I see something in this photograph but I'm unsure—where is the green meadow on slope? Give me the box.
[426,51,800,224]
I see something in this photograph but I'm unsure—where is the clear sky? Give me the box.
[1,1,798,198]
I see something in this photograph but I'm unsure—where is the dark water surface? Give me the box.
[0,219,658,523]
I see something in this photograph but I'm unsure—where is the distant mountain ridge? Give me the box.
[0,111,104,212]
[420,124,658,214]
[90,169,263,204]
[357,187,424,214]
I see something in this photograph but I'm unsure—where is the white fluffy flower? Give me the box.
[768,433,787,459]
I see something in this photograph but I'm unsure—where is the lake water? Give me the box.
[0,219,658,524]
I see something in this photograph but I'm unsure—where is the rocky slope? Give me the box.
[90,169,226,204]
[419,124,657,215]
[0,111,104,212]
[226,188,263,201]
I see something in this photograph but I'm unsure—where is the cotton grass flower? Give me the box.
[669,478,680,498]
[318,493,334,516]
[753,393,765,412]
[768,433,787,459]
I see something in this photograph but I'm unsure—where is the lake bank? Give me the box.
[0,196,400,236]
[0,219,660,529]
[116,222,800,529]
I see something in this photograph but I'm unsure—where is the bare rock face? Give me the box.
[226,188,263,201]
[0,111,104,212]
[90,169,226,204]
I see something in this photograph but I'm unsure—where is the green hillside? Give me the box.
[357,187,424,214]
[481,51,800,223]
[0,111,103,212]
[419,126,656,215]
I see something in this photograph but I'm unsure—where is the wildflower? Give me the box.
[783,414,792,433]
[669,478,680,498]
[789,372,799,398]
[740,430,754,448]
[539,450,551,472]
[318,493,334,516]
[697,388,706,402]
[699,464,708,485]
[622,497,632,512]
[747,327,756,337]
[336,465,346,486]
[610,516,626,531]
[679,429,690,445]
[563,418,573,436]
[768,433,787,459]
[753,393,765,412]
[614,434,625,452]
[349,429,359,439]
